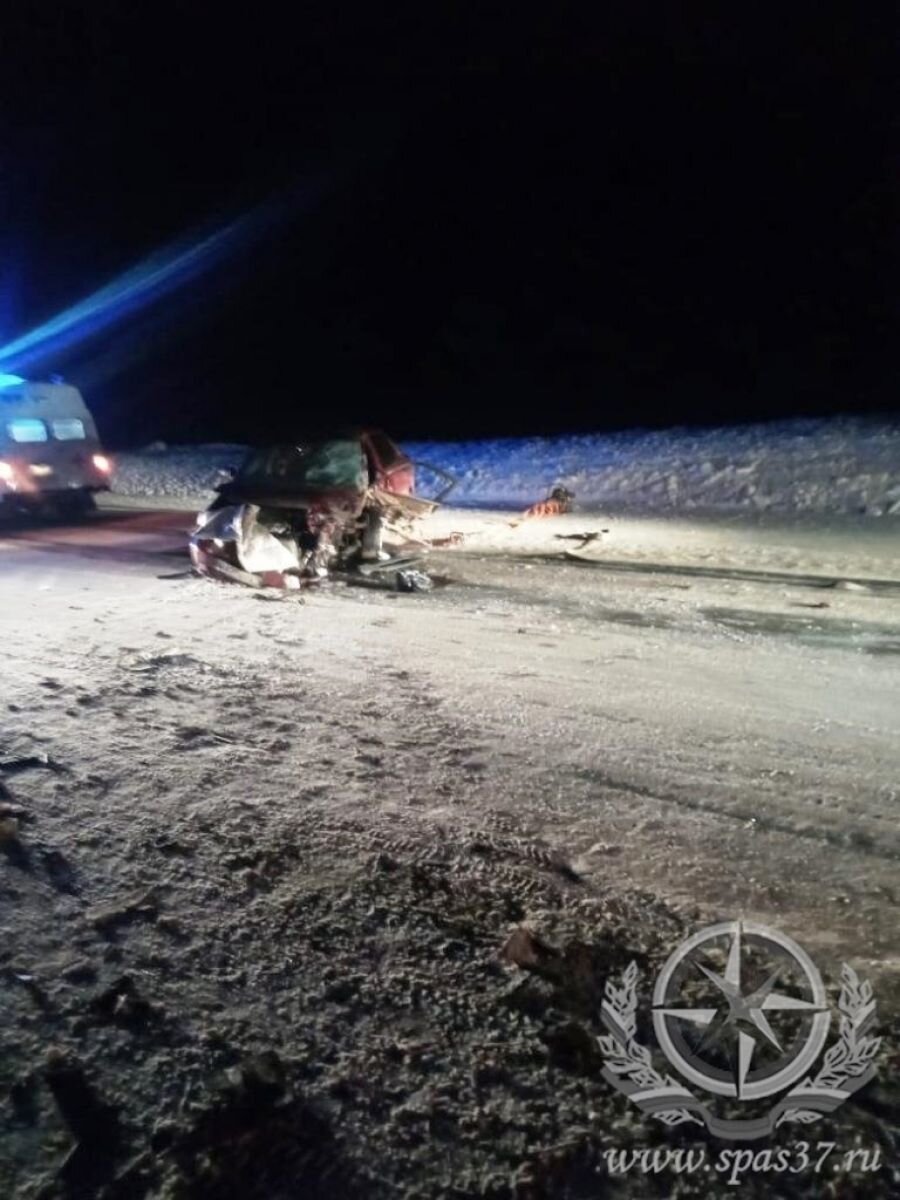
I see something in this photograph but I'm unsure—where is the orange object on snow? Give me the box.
[521,486,574,519]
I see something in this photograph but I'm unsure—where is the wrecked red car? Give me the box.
[190,431,453,589]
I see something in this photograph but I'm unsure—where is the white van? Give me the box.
[0,376,112,516]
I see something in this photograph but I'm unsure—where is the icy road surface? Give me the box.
[1,505,899,1196]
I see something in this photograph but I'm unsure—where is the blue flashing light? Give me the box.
[0,373,25,389]
[0,173,329,378]
[0,217,255,376]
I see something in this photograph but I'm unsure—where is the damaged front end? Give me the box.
[190,503,314,590]
[190,438,445,590]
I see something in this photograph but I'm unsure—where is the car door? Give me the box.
[361,430,415,495]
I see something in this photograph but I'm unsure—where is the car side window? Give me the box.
[7,418,49,443]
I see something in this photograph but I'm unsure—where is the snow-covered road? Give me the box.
[2,504,899,970]
[2,504,899,1195]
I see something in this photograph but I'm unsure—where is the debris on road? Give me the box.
[554,531,601,543]
[355,550,428,577]
[554,529,610,554]
[395,568,434,593]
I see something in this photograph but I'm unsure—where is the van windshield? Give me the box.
[52,418,87,441]
[7,419,49,443]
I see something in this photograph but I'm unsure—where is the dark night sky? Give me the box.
[0,7,894,445]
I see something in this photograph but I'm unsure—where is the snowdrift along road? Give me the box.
[112,415,900,517]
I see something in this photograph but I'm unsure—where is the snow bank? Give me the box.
[111,417,900,516]
[112,443,246,503]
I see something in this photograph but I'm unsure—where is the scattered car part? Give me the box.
[554,529,610,554]
[356,551,427,576]
[407,459,457,504]
[395,569,434,593]
[554,530,606,544]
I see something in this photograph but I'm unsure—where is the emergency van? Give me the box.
[0,376,111,515]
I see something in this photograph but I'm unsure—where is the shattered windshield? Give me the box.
[236,440,368,492]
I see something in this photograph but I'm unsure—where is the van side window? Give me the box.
[52,418,86,441]
[7,419,49,443]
